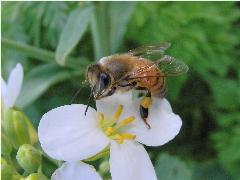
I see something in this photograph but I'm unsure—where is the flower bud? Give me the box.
[23,173,48,180]
[1,157,13,180]
[2,108,38,149]
[1,157,22,180]
[1,131,13,157]
[25,115,38,145]
[99,160,110,175]
[16,144,42,174]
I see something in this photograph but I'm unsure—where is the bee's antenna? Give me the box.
[84,87,94,116]
[70,87,82,104]
[70,80,89,104]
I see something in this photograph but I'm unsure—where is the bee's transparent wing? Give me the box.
[156,55,189,76]
[128,43,171,60]
[126,55,188,80]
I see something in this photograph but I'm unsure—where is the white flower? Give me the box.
[52,161,102,180]
[1,63,24,109]
[38,92,182,180]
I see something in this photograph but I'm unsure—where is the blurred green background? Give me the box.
[2,1,240,180]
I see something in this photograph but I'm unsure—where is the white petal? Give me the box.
[124,95,181,146]
[38,104,110,161]
[154,98,172,113]
[5,63,23,108]
[96,91,132,114]
[96,92,137,120]
[52,161,102,180]
[96,92,172,115]
[1,77,7,107]
[109,141,157,180]
[1,77,7,97]
[97,92,181,147]
[129,104,182,147]
[96,92,173,121]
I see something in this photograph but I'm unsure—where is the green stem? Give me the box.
[34,143,59,167]
[2,38,55,63]
[1,38,89,69]
[37,165,42,173]
[23,171,29,177]
[84,148,110,162]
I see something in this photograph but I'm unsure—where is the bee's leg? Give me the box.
[118,81,137,88]
[140,91,152,129]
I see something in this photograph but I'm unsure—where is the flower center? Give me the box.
[98,105,136,144]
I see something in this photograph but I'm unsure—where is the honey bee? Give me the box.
[86,43,188,128]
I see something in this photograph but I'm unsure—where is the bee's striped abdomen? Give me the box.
[152,77,167,98]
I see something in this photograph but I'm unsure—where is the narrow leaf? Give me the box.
[55,7,93,66]
[109,2,136,53]
[91,2,110,60]
[91,2,136,61]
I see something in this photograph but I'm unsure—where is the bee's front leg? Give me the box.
[140,91,152,129]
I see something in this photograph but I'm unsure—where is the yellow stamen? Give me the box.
[121,133,136,140]
[111,134,124,144]
[98,104,136,144]
[119,116,135,126]
[114,105,123,120]
[98,113,105,126]
[105,127,115,135]
[114,133,136,144]
[140,97,152,108]
[116,138,124,144]
[110,134,122,140]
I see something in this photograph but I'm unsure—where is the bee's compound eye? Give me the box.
[100,73,110,87]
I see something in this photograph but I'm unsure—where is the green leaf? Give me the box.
[91,2,136,60]
[212,125,240,179]
[108,2,136,53]
[91,2,111,60]
[55,6,93,66]
[16,63,72,108]
[209,78,240,110]
[155,153,192,180]
[41,155,58,178]
[192,161,230,180]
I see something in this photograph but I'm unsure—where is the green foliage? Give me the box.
[16,63,73,108]
[91,2,136,60]
[56,6,93,65]
[2,109,38,149]
[155,153,192,180]
[191,161,230,180]
[41,155,58,178]
[212,125,240,178]
[127,2,240,177]
[1,1,240,179]
[155,153,230,180]
[1,157,22,180]
[1,132,13,158]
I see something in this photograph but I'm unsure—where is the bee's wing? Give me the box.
[128,43,171,60]
[156,55,189,76]
[126,55,189,80]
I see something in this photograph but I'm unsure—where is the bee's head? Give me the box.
[86,64,116,100]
